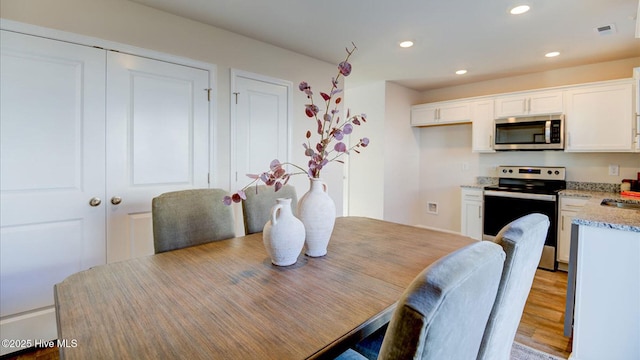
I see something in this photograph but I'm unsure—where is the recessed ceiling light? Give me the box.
[399,40,414,48]
[455,69,468,75]
[510,5,530,15]
[545,51,560,58]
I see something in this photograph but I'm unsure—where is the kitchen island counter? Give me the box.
[564,190,639,360]
[563,190,640,232]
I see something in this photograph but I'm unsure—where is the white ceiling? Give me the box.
[132,0,640,91]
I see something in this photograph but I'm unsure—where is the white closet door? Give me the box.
[232,72,291,188]
[106,52,210,263]
[0,30,106,354]
[231,72,291,235]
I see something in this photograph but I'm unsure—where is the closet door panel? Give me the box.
[106,52,210,263]
[0,30,106,355]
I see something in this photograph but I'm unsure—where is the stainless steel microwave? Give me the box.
[494,114,564,150]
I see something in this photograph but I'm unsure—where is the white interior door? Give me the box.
[106,52,210,263]
[0,30,106,354]
[231,71,291,234]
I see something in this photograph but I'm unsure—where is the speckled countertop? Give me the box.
[460,179,639,232]
[560,190,640,233]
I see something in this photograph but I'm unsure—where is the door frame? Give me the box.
[229,69,294,193]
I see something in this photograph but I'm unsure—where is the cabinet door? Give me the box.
[495,90,563,118]
[557,210,575,263]
[106,52,210,263]
[565,82,634,152]
[461,189,483,240]
[411,104,438,126]
[463,201,483,240]
[557,197,587,263]
[471,100,495,152]
[0,30,106,355]
[438,101,471,124]
[495,94,528,117]
[528,91,564,115]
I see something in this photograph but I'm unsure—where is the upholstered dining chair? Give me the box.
[476,213,550,360]
[152,188,235,253]
[242,184,298,234]
[336,240,506,360]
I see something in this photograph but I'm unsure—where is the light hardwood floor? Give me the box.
[2,269,571,360]
[516,268,572,358]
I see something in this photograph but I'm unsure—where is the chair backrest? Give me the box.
[377,241,505,360]
[242,184,298,234]
[152,189,235,253]
[477,213,550,360]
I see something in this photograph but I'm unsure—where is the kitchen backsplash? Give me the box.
[565,181,620,193]
[476,176,498,185]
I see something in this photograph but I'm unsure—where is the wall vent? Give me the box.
[594,23,617,35]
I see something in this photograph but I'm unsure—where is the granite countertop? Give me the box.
[561,190,640,233]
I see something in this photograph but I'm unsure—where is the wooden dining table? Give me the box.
[54,217,477,359]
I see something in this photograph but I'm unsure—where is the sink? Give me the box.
[600,199,640,210]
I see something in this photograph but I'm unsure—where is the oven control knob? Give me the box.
[548,170,552,175]
[502,169,507,173]
[508,169,513,173]
[555,170,560,175]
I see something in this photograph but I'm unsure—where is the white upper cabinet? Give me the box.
[565,80,636,152]
[411,100,471,126]
[494,90,563,118]
[471,99,495,152]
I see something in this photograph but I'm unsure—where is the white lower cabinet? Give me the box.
[557,196,588,264]
[461,188,483,240]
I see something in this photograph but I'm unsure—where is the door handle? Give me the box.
[89,197,101,207]
[111,196,122,205]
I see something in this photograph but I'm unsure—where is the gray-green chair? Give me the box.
[242,184,298,234]
[336,240,506,360]
[477,213,550,360]
[152,189,235,254]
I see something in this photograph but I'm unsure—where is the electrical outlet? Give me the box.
[608,164,619,176]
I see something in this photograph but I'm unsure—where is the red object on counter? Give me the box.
[621,191,640,198]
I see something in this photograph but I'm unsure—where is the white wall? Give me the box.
[344,81,422,225]
[344,81,386,219]
[0,0,347,213]
[383,82,421,225]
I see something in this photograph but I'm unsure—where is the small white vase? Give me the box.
[297,178,336,257]
[262,198,305,266]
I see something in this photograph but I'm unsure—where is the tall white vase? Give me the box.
[297,178,336,257]
[262,198,305,266]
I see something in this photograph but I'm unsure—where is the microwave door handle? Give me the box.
[545,120,551,144]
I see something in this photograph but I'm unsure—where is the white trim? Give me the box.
[0,18,219,189]
[229,69,294,192]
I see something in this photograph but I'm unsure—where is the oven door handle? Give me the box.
[484,190,556,202]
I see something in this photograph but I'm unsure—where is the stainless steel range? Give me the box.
[483,166,566,271]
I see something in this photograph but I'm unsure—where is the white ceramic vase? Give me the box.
[297,178,336,257]
[262,198,305,266]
